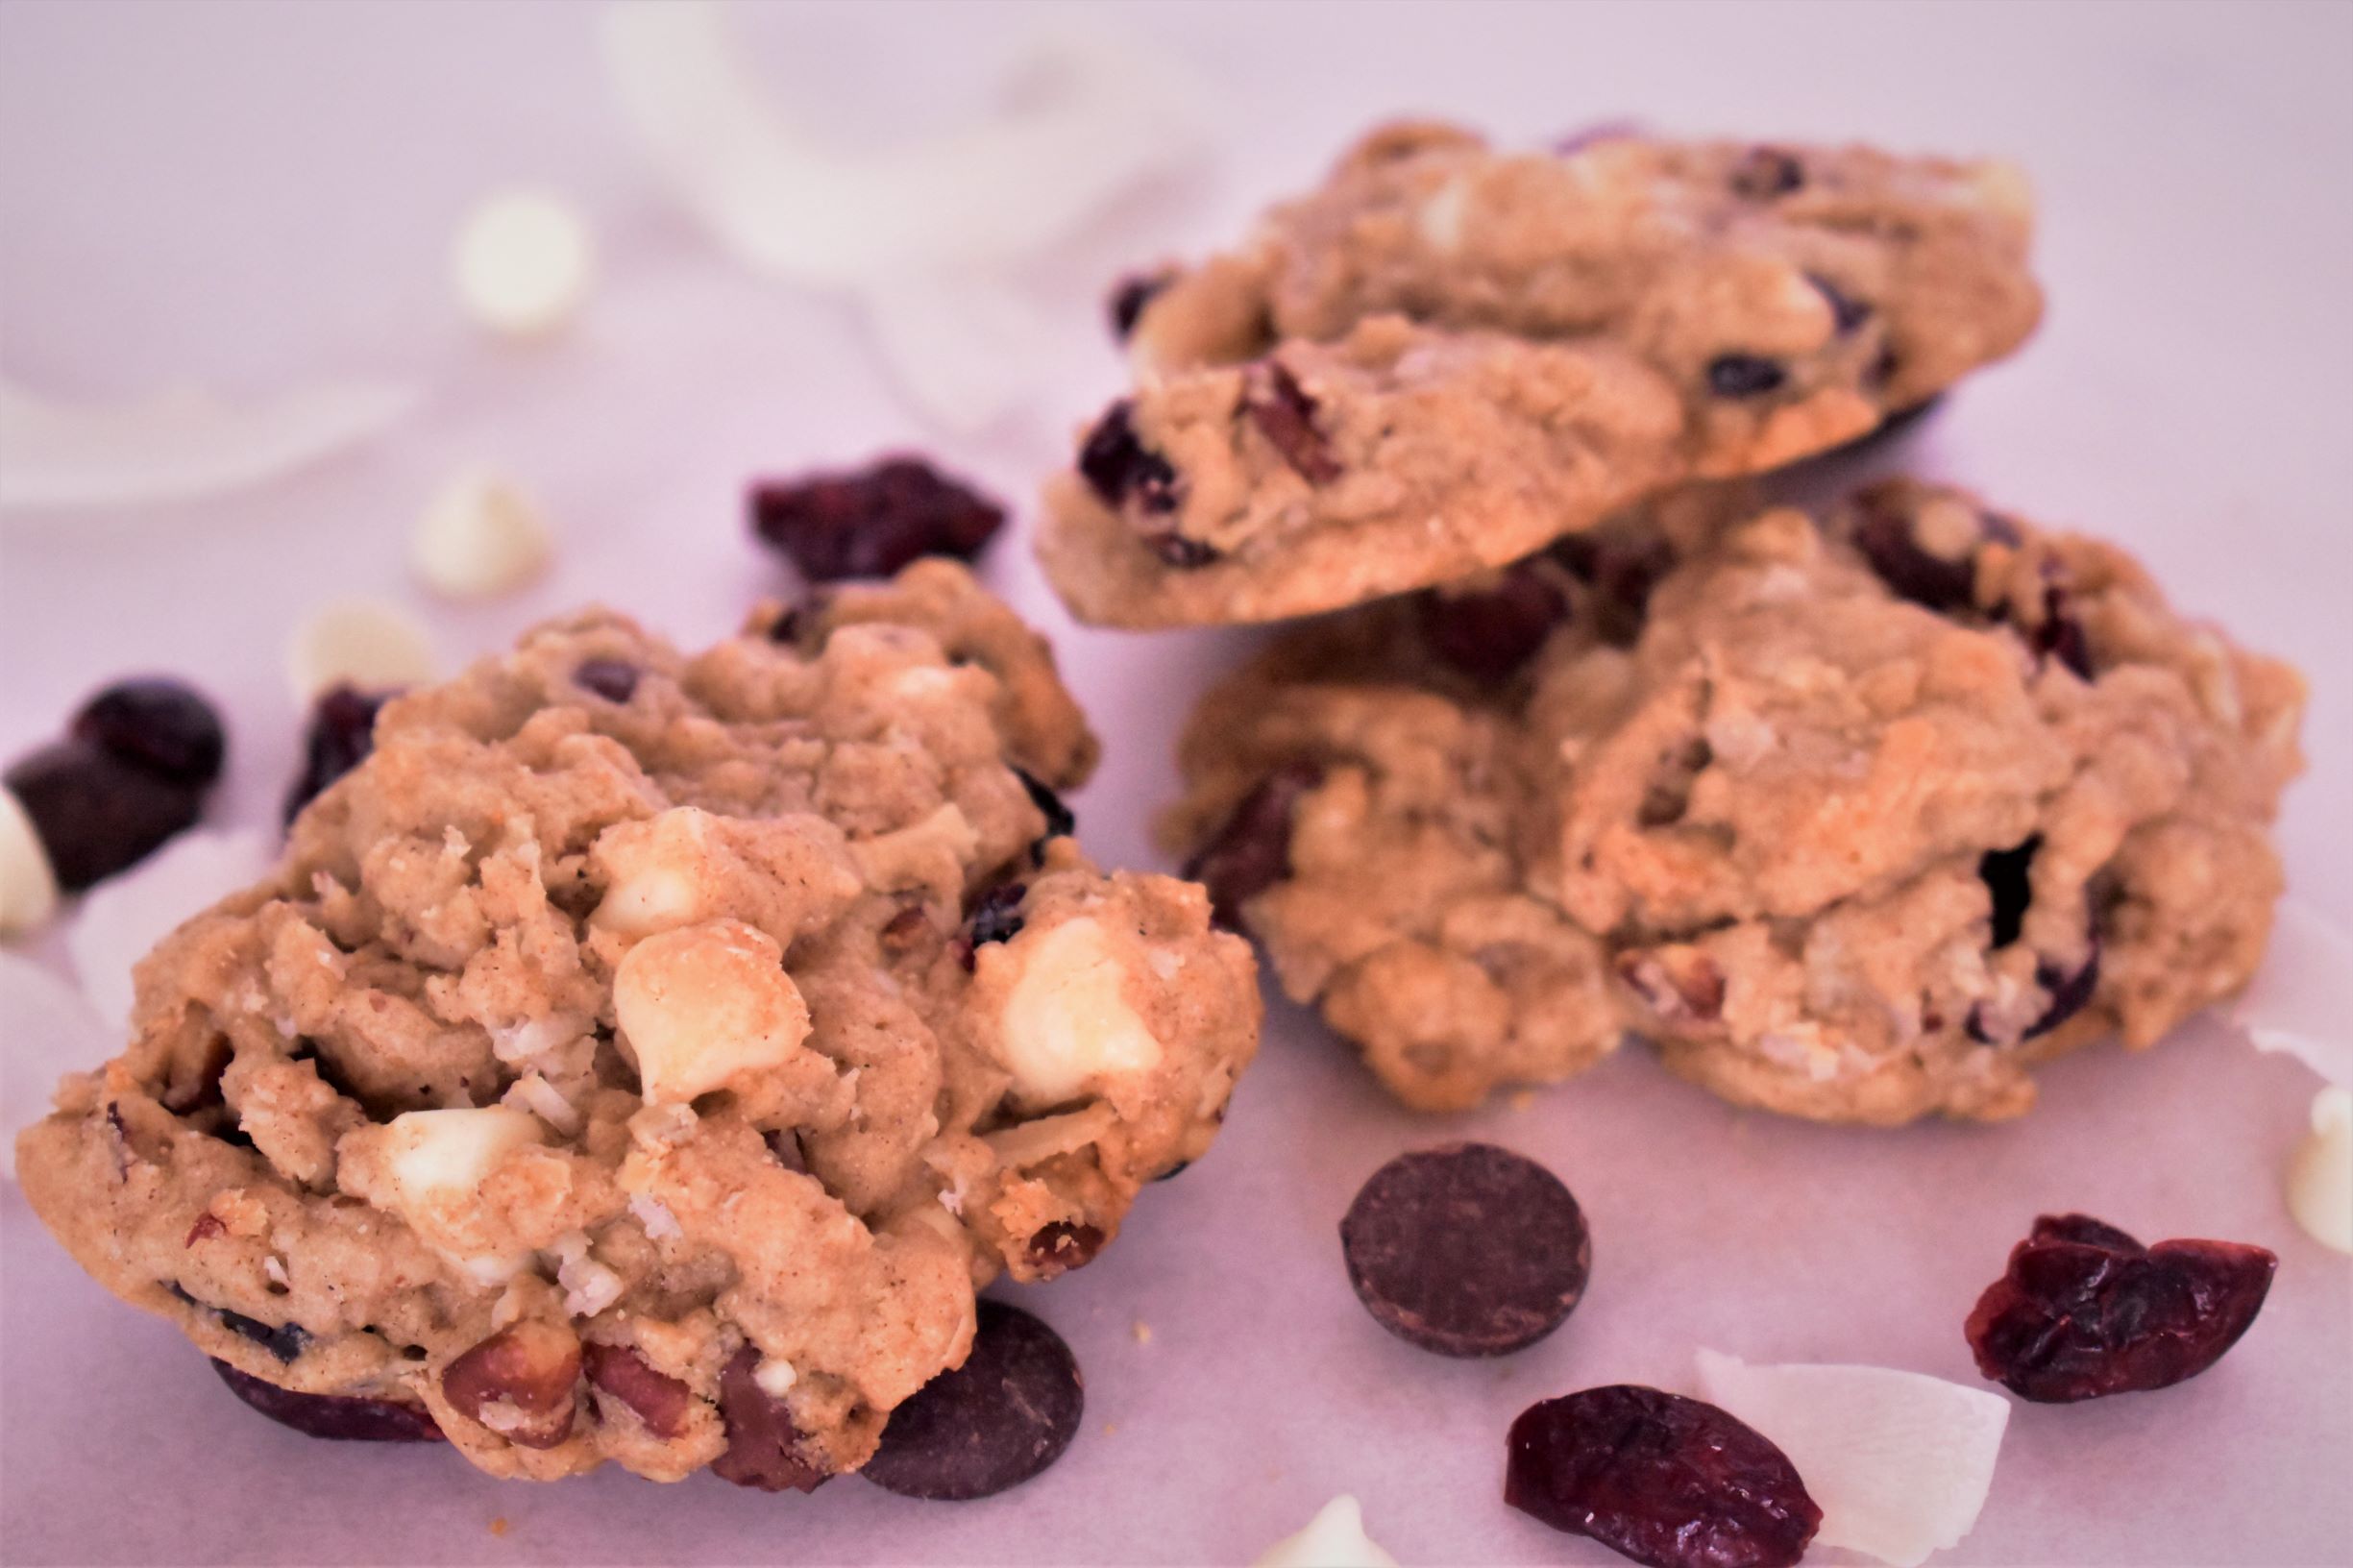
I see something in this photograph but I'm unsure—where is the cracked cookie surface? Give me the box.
[1042,121,2042,626]
[1169,485,2300,1120]
[15,561,1260,1485]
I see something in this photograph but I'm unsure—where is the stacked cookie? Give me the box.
[1042,122,2305,1123]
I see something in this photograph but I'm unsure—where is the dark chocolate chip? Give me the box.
[957,882,1028,970]
[1107,270,1173,341]
[283,685,394,827]
[1803,273,1872,334]
[210,1358,445,1443]
[1339,1141,1592,1358]
[1076,401,1184,515]
[70,677,226,787]
[1416,564,1569,683]
[6,739,204,891]
[1706,354,1787,399]
[1182,761,1324,931]
[1978,836,2040,951]
[713,1344,831,1492]
[860,1299,1084,1501]
[1242,362,1342,484]
[750,455,1005,582]
[1728,146,1804,200]
[219,1309,310,1364]
[1015,768,1076,845]
[573,658,640,703]
[1023,1221,1106,1281]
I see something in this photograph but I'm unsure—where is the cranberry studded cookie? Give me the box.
[15,561,1261,1487]
[1169,484,2301,1122]
[1040,122,2042,626]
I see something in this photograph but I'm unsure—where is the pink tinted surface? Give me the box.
[2,2,2348,1563]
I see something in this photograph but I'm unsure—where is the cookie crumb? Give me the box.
[487,1517,510,1538]
[1132,1320,1153,1345]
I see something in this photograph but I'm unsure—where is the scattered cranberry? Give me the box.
[1107,270,1174,341]
[283,685,394,826]
[1242,362,1341,484]
[1966,1214,2277,1402]
[1728,146,1804,200]
[957,881,1028,969]
[1416,563,1568,682]
[1706,354,1788,399]
[750,456,1005,582]
[1182,761,1324,931]
[1506,1385,1820,1568]
[573,658,640,703]
[70,677,226,788]
[1076,401,1184,515]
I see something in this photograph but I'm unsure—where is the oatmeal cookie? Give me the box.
[1169,484,2300,1121]
[1042,122,2041,626]
[15,561,1260,1487]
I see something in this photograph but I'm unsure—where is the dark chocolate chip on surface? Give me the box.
[573,658,641,703]
[1183,761,1324,931]
[283,685,394,826]
[750,455,1006,582]
[860,1299,1083,1501]
[1706,354,1788,399]
[211,1358,444,1443]
[1340,1141,1592,1358]
[71,677,227,788]
[6,739,205,891]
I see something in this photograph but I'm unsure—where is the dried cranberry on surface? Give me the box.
[1242,362,1342,484]
[71,677,227,788]
[5,740,206,891]
[211,1359,444,1443]
[1506,1384,1820,1568]
[1965,1213,2277,1402]
[750,455,1005,582]
[1076,401,1184,515]
[1416,564,1569,683]
[283,685,395,826]
[1182,761,1325,931]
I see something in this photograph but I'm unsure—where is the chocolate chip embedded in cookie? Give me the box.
[1168,483,2302,1123]
[1041,121,2042,626]
[13,558,1260,1488]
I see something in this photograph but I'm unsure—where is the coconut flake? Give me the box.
[1694,1348,2009,1568]
[0,378,417,514]
[0,951,115,1157]
[1254,1496,1398,1568]
[287,598,441,702]
[503,1071,583,1137]
[0,787,61,937]
[2232,898,2353,1086]
[627,1192,683,1241]
[66,828,274,1031]
[2286,1086,2352,1255]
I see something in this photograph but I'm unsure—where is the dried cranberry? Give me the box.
[1965,1215,2277,1402]
[210,1359,444,1443]
[283,685,393,826]
[1076,401,1183,515]
[573,658,640,703]
[958,881,1028,969]
[70,677,226,788]
[750,456,1005,582]
[1552,533,1676,648]
[1024,1221,1105,1280]
[1242,362,1341,484]
[5,740,205,891]
[712,1344,830,1492]
[1107,270,1173,341]
[1978,835,2039,950]
[1506,1385,1820,1568]
[1728,147,1804,200]
[1416,564,1569,683]
[1182,762,1324,931]
[1707,355,1788,398]
[1803,273,1872,334]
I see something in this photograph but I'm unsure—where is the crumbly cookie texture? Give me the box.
[1169,484,2301,1121]
[1041,122,2042,626]
[15,562,1260,1486]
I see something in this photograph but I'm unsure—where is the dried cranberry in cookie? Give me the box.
[14,560,1259,1488]
[282,683,394,825]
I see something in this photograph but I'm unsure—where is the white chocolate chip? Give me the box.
[373,1106,545,1282]
[2286,1086,2352,1255]
[1415,177,1468,254]
[287,599,439,703]
[612,919,813,1103]
[1254,1495,1398,1568]
[592,810,721,939]
[0,787,59,937]
[752,1356,798,1399]
[410,469,552,598]
[452,191,594,339]
[995,916,1164,1107]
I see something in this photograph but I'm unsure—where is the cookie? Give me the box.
[1167,483,2302,1121]
[13,560,1262,1488]
[1041,122,2042,627]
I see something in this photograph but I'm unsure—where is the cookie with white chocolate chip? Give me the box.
[1169,483,2301,1122]
[14,560,1260,1487]
[1040,121,2042,626]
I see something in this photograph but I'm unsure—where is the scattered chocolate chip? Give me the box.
[1978,835,2039,950]
[1728,146,1805,200]
[1024,1221,1106,1281]
[1015,768,1075,845]
[441,1320,581,1450]
[957,882,1028,970]
[1183,762,1324,931]
[220,1309,310,1364]
[5,740,205,891]
[1107,270,1174,341]
[1340,1142,1592,1358]
[210,1358,445,1443]
[1966,1214,2276,1402]
[70,677,226,788]
[1506,1385,1821,1568]
[1076,401,1183,515]
[283,685,394,827]
[2030,585,2096,680]
[750,456,1006,582]
[1242,361,1342,484]
[713,1344,832,1492]
[572,658,640,703]
[1803,273,1872,334]
[1416,564,1569,683]
[861,1299,1084,1501]
[584,1342,694,1440]
[1706,354,1788,399]
[1552,533,1676,648]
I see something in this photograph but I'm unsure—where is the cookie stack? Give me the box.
[1040,121,2305,1124]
